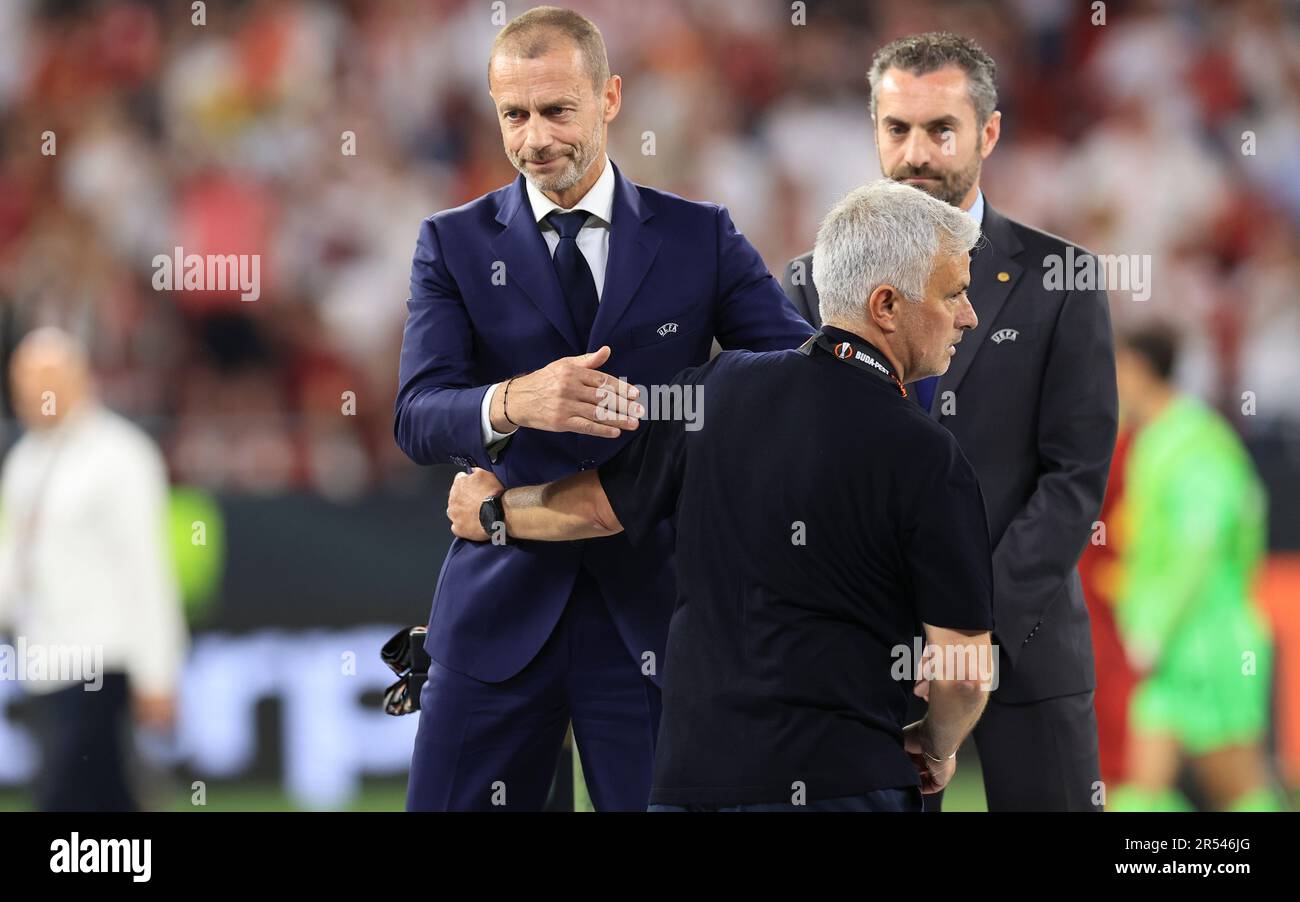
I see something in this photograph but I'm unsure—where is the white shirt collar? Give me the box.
[526,154,616,227]
[28,398,99,446]
[966,189,985,226]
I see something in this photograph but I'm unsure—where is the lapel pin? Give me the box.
[997,271,1011,282]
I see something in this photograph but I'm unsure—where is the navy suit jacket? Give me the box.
[396,161,814,684]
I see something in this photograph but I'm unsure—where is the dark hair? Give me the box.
[1120,324,1180,382]
[489,6,610,96]
[868,32,998,128]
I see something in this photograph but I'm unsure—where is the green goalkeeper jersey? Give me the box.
[1116,395,1271,750]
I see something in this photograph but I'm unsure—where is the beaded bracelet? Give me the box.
[503,377,519,428]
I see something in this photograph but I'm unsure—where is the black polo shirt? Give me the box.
[597,325,994,806]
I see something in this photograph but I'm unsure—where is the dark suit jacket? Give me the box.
[781,202,1117,702]
[396,161,813,684]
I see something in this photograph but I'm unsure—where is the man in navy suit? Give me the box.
[396,6,812,811]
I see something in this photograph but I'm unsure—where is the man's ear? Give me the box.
[603,75,622,122]
[979,110,1001,160]
[869,285,902,335]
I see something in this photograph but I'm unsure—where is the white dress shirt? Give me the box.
[478,155,617,448]
[0,402,188,696]
[967,188,985,226]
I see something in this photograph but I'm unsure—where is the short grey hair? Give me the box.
[868,32,998,129]
[813,180,979,324]
[490,6,611,96]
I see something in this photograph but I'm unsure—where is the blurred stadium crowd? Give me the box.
[1,0,1298,500]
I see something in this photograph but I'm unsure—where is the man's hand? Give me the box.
[490,346,644,438]
[448,468,505,541]
[902,720,957,794]
[132,692,176,731]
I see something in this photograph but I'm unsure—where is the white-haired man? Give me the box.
[445,181,994,810]
[783,31,1118,812]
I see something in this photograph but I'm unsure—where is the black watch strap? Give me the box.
[479,491,507,542]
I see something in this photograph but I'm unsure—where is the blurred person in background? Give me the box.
[1110,325,1284,812]
[396,6,811,812]
[782,32,1117,812]
[0,327,188,811]
[1077,429,1140,789]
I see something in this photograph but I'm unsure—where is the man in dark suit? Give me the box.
[396,6,812,811]
[781,32,1117,811]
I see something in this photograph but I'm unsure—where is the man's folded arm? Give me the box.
[452,367,694,544]
[989,283,1118,661]
[903,437,995,637]
[394,217,498,469]
[489,416,689,543]
[919,623,993,759]
[499,471,623,541]
[903,438,997,758]
[509,366,696,545]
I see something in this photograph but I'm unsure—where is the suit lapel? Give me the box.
[933,203,1024,417]
[490,175,583,353]
[588,162,660,352]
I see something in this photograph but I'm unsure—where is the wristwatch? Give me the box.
[479,490,507,542]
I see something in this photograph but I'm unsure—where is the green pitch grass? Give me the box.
[0,768,987,812]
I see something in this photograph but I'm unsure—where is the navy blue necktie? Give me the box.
[547,210,599,346]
